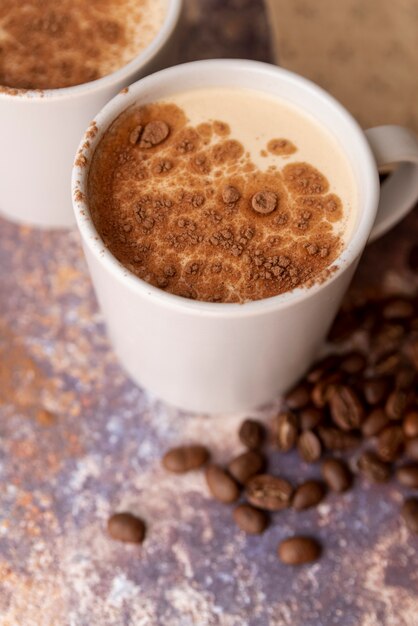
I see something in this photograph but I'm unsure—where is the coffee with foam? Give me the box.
[0,0,166,90]
[88,87,357,303]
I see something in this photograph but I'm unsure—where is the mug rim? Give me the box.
[0,0,182,101]
[72,58,379,317]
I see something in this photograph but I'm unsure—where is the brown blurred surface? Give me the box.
[265,0,418,132]
[0,1,417,625]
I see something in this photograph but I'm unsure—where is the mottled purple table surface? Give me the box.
[1,2,418,625]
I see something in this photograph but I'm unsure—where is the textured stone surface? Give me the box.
[1,1,418,624]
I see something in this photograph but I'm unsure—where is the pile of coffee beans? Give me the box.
[108,293,418,564]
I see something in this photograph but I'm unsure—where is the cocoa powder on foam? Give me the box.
[88,102,344,304]
[0,0,162,90]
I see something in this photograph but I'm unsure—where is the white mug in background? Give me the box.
[72,60,418,414]
[0,0,182,229]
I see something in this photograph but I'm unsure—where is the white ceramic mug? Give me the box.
[72,60,418,414]
[0,0,182,229]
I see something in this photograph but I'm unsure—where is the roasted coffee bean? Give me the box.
[297,430,322,463]
[405,437,418,460]
[307,355,340,383]
[396,463,418,488]
[361,408,389,438]
[362,377,390,406]
[372,323,405,359]
[403,411,418,438]
[205,465,240,503]
[311,374,341,408]
[321,458,353,492]
[357,305,378,331]
[228,450,265,484]
[238,418,265,450]
[385,389,409,421]
[278,536,322,565]
[377,425,404,462]
[340,351,367,374]
[328,384,365,431]
[275,411,298,452]
[300,407,324,431]
[246,474,293,511]
[382,297,415,320]
[107,512,146,543]
[318,426,361,451]
[358,451,391,483]
[162,445,210,473]
[292,480,326,510]
[405,336,418,370]
[401,497,418,533]
[285,383,311,409]
[408,244,418,272]
[233,503,269,534]
[374,352,402,376]
[395,367,416,391]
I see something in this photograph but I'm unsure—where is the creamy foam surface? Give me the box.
[0,0,166,89]
[171,89,357,240]
[88,87,357,303]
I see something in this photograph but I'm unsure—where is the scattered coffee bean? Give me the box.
[403,411,418,438]
[107,512,146,543]
[228,450,265,484]
[362,377,390,406]
[377,425,404,462]
[358,451,391,483]
[405,437,418,460]
[107,292,418,563]
[300,406,324,431]
[285,383,311,409]
[292,480,326,510]
[275,411,298,452]
[311,374,340,408]
[395,463,418,488]
[408,244,418,272]
[246,474,293,511]
[340,351,367,374]
[162,445,210,473]
[361,408,389,438]
[251,190,277,214]
[382,297,414,320]
[376,328,402,354]
[205,465,240,504]
[306,355,340,383]
[406,337,418,370]
[297,430,322,463]
[401,497,418,533]
[238,418,265,450]
[278,536,322,565]
[318,426,361,451]
[372,323,405,359]
[373,352,402,376]
[328,384,365,431]
[321,458,353,492]
[395,367,416,391]
[385,389,409,421]
[233,504,269,534]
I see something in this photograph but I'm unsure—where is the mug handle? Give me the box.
[365,125,418,243]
